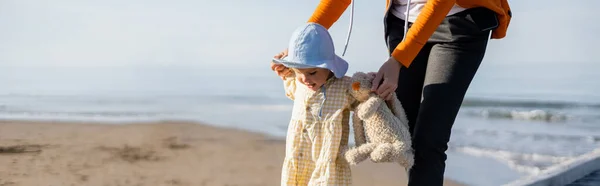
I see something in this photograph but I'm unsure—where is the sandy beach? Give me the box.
[0,120,463,186]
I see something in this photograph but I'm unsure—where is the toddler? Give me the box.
[270,22,357,186]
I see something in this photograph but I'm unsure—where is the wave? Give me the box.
[232,104,291,112]
[462,98,600,109]
[463,109,571,122]
[450,146,573,175]
[0,110,166,117]
[449,128,600,160]
[452,129,600,144]
[0,104,293,124]
[460,98,600,123]
[0,112,168,123]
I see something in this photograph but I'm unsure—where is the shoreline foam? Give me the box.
[505,148,600,186]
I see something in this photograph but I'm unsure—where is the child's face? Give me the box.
[293,68,333,91]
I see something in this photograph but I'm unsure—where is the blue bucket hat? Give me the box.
[272,23,349,78]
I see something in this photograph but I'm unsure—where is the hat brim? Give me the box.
[272,57,318,69]
[272,56,348,78]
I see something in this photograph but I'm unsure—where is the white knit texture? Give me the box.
[345,72,414,170]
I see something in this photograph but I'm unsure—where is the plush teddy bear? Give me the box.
[345,71,414,169]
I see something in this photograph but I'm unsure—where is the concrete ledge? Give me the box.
[504,148,600,186]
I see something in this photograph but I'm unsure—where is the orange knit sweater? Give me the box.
[307,0,512,68]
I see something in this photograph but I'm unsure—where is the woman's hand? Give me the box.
[371,57,401,100]
[271,49,292,80]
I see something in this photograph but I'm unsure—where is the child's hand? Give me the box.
[271,61,292,80]
[271,49,292,80]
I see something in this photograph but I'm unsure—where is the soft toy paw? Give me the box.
[344,71,414,170]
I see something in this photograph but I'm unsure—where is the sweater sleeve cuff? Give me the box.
[391,38,425,68]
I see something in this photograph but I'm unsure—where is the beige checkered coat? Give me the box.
[280,75,357,186]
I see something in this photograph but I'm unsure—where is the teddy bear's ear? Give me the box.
[352,82,361,91]
[367,72,377,78]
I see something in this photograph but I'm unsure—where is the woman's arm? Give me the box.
[307,0,352,29]
[392,0,456,68]
[307,0,456,68]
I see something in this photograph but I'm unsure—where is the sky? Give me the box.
[0,0,599,72]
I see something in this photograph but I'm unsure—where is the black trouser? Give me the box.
[385,7,496,186]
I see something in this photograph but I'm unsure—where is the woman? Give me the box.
[272,0,512,185]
